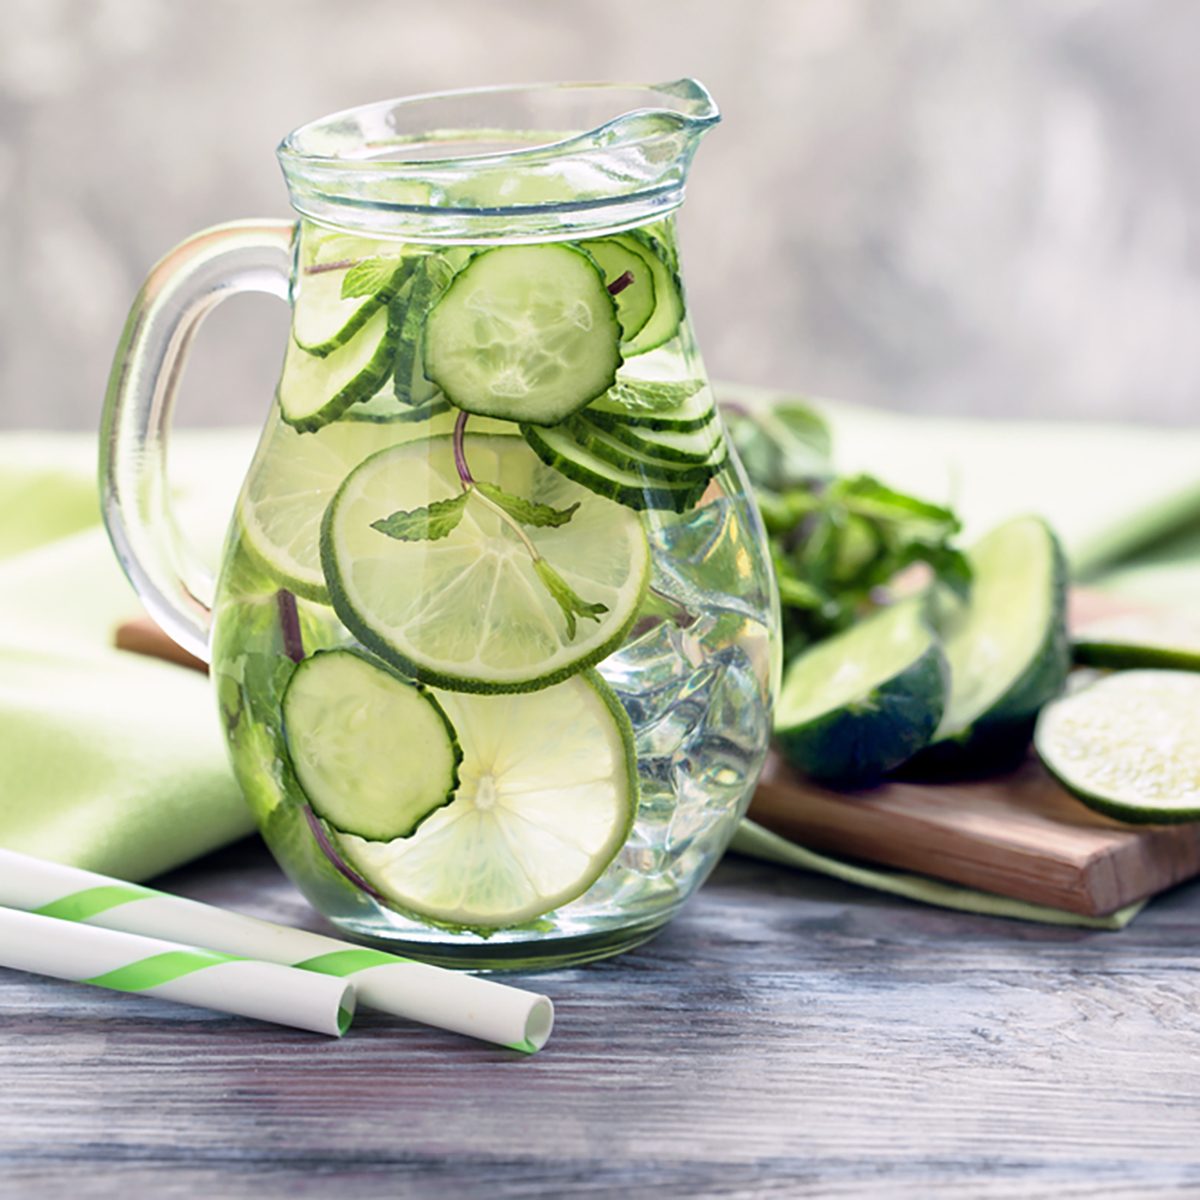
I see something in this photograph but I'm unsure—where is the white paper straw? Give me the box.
[0,906,354,1036]
[0,848,553,1052]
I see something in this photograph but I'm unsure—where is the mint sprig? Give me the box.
[533,559,609,639]
[342,257,405,299]
[475,482,579,529]
[371,493,469,542]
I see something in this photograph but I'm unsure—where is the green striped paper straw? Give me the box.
[0,848,552,1052]
[0,906,354,1035]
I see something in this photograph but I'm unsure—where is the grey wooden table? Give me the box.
[1,839,1199,1199]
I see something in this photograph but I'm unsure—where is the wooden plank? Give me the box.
[3,842,1200,1197]
[751,752,1200,915]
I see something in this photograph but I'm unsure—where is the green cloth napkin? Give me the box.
[2,403,1197,924]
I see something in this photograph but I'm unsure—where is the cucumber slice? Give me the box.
[283,649,462,842]
[522,422,708,513]
[1073,612,1200,672]
[279,303,398,433]
[334,670,637,928]
[1036,670,1200,823]
[322,433,650,693]
[340,391,451,424]
[598,411,724,464]
[775,602,948,786]
[579,238,656,341]
[922,516,1070,764]
[611,233,685,356]
[391,260,442,408]
[423,245,622,425]
[586,378,715,431]
[567,417,724,485]
[292,261,408,357]
[239,409,425,601]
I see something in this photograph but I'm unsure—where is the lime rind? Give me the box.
[1035,669,1200,824]
[332,669,639,928]
[1073,613,1200,673]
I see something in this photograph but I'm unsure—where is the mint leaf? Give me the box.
[371,493,469,542]
[603,377,705,415]
[475,482,579,528]
[342,257,405,300]
[533,558,608,639]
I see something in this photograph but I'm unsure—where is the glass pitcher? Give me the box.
[101,80,780,969]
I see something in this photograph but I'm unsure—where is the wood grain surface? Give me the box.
[750,752,1200,916]
[2,838,1199,1199]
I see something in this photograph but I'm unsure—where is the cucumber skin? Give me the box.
[521,424,708,514]
[1073,641,1200,673]
[281,299,403,434]
[599,413,725,464]
[569,417,725,485]
[294,293,386,359]
[911,520,1071,775]
[282,647,464,842]
[776,642,949,787]
[586,403,717,434]
[614,232,685,357]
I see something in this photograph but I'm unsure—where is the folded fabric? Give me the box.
[2,404,1197,924]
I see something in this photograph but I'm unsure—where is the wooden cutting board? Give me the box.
[116,592,1200,916]
[749,590,1200,916]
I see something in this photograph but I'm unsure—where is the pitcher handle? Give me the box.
[100,220,295,664]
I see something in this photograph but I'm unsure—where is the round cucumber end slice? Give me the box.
[776,602,948,786]
[283,649,462,842]
[1035,670,1200,823]
[423,245,622,425]
[334,670,638,928]
[321,432,651,693]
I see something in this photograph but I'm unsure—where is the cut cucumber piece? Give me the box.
[322,433,650,693]
[599,411,724,464]
[522,422,708,513]
[335,670,637,927]
[1036,670,1200,823]
[292,260,407,357]
[922,515,1070,764]
[567,417,723,486]
[1073,612,1200,672]
[423,245,622,425]
[283,649,462,842]
[391,259,442,408]
[611,233,685,355]
[586,377,715,431]
[579,238,656,341]
[340,391,450,424]
[776,602,948,786]
[279,303,398,433]
[239,409,424,601]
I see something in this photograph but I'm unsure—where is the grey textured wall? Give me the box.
[2,0,1199,431]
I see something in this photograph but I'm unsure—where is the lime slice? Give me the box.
[924,516,1069,763]
[239,409,455,602]
[322,433,650,693]
[1074,612,1200,672]
[335,670,637,927]
[1036,670,1200,823]
[775,601,948,786]
[283,649,461,842]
